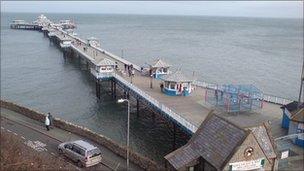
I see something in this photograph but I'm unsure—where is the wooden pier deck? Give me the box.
[44,25,284,134]
[11,17,288,137]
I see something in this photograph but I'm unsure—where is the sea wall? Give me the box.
[0,100,162,170]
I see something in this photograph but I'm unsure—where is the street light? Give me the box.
[117,98,130,170]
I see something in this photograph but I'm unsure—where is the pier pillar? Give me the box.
[136,99,139,117]
[86,61,89,70]
[111,80,114,98]
[113,80,117,99]
[96,80,101,99]
[172,124,176,150]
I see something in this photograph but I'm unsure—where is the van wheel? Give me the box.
[77,161,83,168]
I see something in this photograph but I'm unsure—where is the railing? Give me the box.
[114,73,198,133]
[193,80,293,105]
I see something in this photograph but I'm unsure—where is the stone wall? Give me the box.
[0,100,162,170]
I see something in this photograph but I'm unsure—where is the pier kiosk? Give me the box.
[47,28,56,37]
[59,20,76,29]
[87,37,101,47]
[60,37,72,48]
[150,59,171,79]
[161,70,193,96]
[90,58,117,80]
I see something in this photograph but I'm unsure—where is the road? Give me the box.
[1,107,143,171]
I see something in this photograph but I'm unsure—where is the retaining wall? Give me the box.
[0,100,162,170]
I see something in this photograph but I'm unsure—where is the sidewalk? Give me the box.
[1,107,142,171]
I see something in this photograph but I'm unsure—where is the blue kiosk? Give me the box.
[281,101,304,148]
[161,70,193,96]
[150,59,171,79]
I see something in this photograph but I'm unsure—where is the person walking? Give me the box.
[47,113,53,129]
[45,115,50,131]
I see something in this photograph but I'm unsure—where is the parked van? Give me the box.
[58,140,102,167]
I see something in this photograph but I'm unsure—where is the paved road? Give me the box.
[1,108,143,171]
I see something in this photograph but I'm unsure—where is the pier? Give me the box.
[11,15,292,150]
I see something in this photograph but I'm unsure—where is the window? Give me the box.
[170,83,176,89]
[165,82,169,88]
[72,145,82,155]
[163,68,167,73]
[101,67,106,71]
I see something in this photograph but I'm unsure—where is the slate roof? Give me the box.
[97,58,117,66]
[165,112,248,170]
[290,108,304,123]
[281,101,300,112]
[161,70,193,83]
[247,125,277,159]
[151,59,171,68]
[87,37,99,41]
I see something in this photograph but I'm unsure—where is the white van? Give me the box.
[58,140,102,167]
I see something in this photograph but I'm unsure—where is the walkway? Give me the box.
[1,107,143,171]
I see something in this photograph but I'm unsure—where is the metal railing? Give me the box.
[193,80,293,105]
[113,73,198,133]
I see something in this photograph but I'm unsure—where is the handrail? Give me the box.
[193,80,293,105]
[113,73,198,133]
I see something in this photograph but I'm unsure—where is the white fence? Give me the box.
[114,73,198,133]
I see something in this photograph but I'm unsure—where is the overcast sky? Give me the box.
[1,1,303,18]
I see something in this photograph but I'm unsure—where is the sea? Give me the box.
[1,12,303,162]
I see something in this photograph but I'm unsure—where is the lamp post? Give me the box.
[117,98,130,170]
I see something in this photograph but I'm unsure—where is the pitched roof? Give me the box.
[96,58,117,66]
[290,108,304,123]
[247,125,277,160]
[151,59,171,68]
[165,112,248,170]
[281,101,300,112]
[161,70,193,83]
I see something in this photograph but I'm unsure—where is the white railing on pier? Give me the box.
[113,73,198,133]
[193,80,293,105]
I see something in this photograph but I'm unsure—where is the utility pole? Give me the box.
[298,57,304,107]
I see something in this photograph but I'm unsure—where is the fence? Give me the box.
[193,80,293,105]
[113,73,198,133]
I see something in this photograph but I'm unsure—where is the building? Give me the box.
[90,58,117,80]
[165,112,277,171]
[87,37,101,47]
[281,101,304,148]
[281,101,301,129]
[161,70,194,96]
[150,59,171,79]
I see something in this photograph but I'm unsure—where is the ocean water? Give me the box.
[1,12,303,162]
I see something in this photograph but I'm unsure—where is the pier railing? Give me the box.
[193,80,293,105]
[114,73,198,133]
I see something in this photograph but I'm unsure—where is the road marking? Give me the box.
[51,152,55,156]
[7,129,11,133]
[13,132,18,136]
[1,127,4,129]
[24,140,47,152]
[21,136,26,140]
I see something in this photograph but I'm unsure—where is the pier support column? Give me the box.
[136,99,139,117]
[172,124,176,150]
[86,61,89,70]
[96,80,101,99]
[114,80,117,99]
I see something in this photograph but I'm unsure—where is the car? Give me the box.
[58,140,102,167]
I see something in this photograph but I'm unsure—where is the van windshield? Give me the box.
[87,148,101,158]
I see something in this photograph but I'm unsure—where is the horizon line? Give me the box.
[1,11,303,19]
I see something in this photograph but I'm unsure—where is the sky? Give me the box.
[1,1,303,18]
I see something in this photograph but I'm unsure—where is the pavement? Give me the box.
[1,107,143,171]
